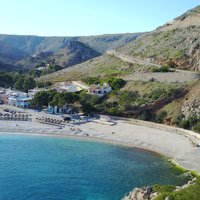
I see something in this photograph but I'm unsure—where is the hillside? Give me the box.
[78,33,142,53]
[0,33,141,71]
[0,42,27,60]
[117,5,200,71]
[38,5,200,83]
[38,54,141,82]
[16,40,101,69]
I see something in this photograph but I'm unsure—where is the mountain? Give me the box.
[38,6,200,83]
[117,5,200,71]
[78,33,142,53]
[16,40,101,70]
[0,33,142,71]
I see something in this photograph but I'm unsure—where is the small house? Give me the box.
[6,89,32,108]
[88,83,112,96]
[17,97,32,108]
[8,95,32,108]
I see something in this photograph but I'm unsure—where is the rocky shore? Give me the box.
[122,178,197,200]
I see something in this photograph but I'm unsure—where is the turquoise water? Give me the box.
[0,134,188,200]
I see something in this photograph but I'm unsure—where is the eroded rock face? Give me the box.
[122,186,155,200]
[182,99,200,119]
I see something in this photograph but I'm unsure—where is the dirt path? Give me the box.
[123,71,200,83]
[107,50,200,83]
[107,50,161,67]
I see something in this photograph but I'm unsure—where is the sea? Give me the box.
[0,134,189,200]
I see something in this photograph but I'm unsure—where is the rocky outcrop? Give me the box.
[122,178,197,200]
[182,99,200,119]
[122,186,156,200]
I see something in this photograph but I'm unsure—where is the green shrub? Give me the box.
[103,77,126,90]
[171,177,200,200]
[151,66,172,73]
[180,120,191,129]
[108,107,122,116]
[193,122,200,133]
[153,184,176,193]
[179,117,200,130]
[148,88,167,100]
[138,110,152,121]
[81,77,100,85]
[82,77,126,90]
[118,91,139,107]
[156,111,167,123]
[36,81,52,88]
[154,192,171,200]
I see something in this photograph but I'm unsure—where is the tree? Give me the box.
[23,77,36,92]
[119,91,139,108]
[156,111,167,123]
[36,81,52,88]
[30,69,42,78]
[0,73,13,87]
[193,122,200,133]
[31,91,52,108]
[14,76,25,91]
[49,92,80,108]
[103,77,126,90]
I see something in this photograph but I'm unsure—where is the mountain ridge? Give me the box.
[117,5,200,71]
[0,33,142,71]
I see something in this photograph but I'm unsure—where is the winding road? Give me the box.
[107,50,200,83]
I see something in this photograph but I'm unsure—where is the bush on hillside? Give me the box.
[156,111,167,123]
[193,122,200,133]
[82,77,126,90]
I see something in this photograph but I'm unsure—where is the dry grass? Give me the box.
[38,54,141,83]
[158,79,200,120]
[121,80,186,96]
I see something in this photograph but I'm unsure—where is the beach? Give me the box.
[0,111,200,174]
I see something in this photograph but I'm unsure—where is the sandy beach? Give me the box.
[1,112,200,174]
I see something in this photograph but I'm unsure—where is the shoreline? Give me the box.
[0,119,200,175]
[0,129,190,176]
[0,130,164,158]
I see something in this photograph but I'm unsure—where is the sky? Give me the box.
[0,0,199,37]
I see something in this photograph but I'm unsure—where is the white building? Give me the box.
[88,83,112,96]
[16,97,32,108]
[7,90,32,108]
